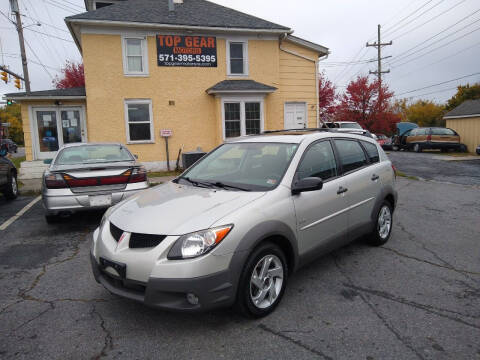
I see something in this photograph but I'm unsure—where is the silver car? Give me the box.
[42,143,148,223]
[91,131,397,317]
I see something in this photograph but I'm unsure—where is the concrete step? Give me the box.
[19,161,48,180]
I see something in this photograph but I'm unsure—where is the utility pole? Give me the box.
[366,24,392,89]
[10,0,30,93]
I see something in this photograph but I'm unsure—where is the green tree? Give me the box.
[445,83,480,111]
[405,100,445,127]
[0,104,23,145]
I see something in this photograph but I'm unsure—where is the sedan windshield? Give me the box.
[179,142,299,191]
[55,145,134,165]
[339,122,362,129]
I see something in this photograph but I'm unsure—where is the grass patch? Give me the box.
[10,155,26,169]
[396,170,418,180]
[147,170,182,178]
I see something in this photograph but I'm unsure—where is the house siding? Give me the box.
[446,116,480,153]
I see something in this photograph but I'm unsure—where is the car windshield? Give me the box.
[339,122,362,129]
[55,144,134,165]
[179,142,299,191]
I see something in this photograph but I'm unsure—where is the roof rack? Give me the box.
[260,128,373,138]
[261,128,329,134]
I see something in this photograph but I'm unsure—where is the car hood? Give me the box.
[108,181,266,235]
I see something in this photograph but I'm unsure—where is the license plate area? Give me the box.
[89,194,112,207]
[99,257,126,279]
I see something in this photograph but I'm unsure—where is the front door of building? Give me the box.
[32,107,86,160]
[284,102,307,129]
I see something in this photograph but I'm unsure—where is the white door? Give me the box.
[32,107,87,160]
[284,102,307,129]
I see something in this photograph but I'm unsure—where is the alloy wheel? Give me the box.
[250,254,284,309]
[378,205,392,239]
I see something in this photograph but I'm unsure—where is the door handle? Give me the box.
[371,174,380,181]
[337,186,348,195]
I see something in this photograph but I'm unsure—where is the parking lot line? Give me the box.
[0,196,41,231]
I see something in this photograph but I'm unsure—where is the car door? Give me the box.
[333,139,382,240]
[292,140,349,257]
[0,152,8,186]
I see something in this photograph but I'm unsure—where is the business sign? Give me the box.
[157,35,217,67]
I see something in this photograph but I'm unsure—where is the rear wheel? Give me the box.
[413,143,422,153]
[3,172,18,200]
[236,242,287,318]
[367,201,393,246]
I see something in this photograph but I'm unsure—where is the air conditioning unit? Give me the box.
[182,150,206,169]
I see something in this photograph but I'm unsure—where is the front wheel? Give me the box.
[367,201,393,246]
[3,172,18,200]
[413,144,422,153]
[235,242,287,318]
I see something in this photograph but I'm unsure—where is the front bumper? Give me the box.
[90,252,237,312]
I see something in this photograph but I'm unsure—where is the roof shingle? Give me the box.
[444,99,480,118]
[67,0,290,31]
[206,80,277,94]
[4,87,86,99]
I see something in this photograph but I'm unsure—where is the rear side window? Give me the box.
[334,139,368,173]
[297,141,337,181]
[362,141,379,163]
[416,128,427,135]
[431,128,456,135]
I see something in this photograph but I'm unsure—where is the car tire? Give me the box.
[235,242,288,318]
[392,145,399,151]
[3,171,18,200]
[458,144,467,153]
[413,144,422,153]
[366,201,393,247]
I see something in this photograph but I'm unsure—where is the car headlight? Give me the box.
[167,225,233,260]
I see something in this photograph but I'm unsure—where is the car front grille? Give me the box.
[109,222,166,248]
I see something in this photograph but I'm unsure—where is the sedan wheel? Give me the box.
[413,144,421,153]
[367,201,393,246]
[236,242,287,318]
[3,172,18,200]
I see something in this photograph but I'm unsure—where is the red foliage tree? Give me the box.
[318,72,337,122]
[335,76,400,134]
[52,61,85,89]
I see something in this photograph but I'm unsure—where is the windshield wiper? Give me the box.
[179,177,215,189]
[211,181,251,192]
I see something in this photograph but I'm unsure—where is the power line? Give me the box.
[397,72,480,96]
[391,24,480,68]
[384,0,447,37]
[390,12,480,64]
[24,38,53,79]
[383,0,436,35]
[23,27,74,42]
[43,0,79,13]
[62,0,84,10]
[391,0,467,41]
[21,13,70,33]
[407,86,459,99]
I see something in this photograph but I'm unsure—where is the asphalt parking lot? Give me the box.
[0,152,479,360]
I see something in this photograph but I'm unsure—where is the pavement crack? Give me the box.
[333,254,426,360]
[380,247,480,276]
[13,302,54,333]
[90,303,113,360]
[258,324,333,360]
[343,283,480,327]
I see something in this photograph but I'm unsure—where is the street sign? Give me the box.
[160,129,173,137]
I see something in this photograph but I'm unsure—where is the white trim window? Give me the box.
[226,40,248,76]
[221,98,263,138]
[122,36,148,76]
[124,99,154,143]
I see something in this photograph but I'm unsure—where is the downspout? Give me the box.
[279,33,329,128]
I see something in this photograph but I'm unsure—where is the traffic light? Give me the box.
[1,71,7,83]
[7,99,13,106]
[14,77,21,89]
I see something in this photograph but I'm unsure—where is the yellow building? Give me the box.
[444,99,480,153]
[5,0,328,175]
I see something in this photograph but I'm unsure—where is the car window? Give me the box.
[55,145,134,165]
[362,141,379,163]
[408,129,416,136]
[416,128,427,136]
[297,141,337,181]
[334,139,368,173]
[431,128,456,135]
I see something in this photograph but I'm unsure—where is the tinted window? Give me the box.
[362,141,379,163]
[297,141,337,181]
[55,145,134,165]
[334,139,368,173]
[416,128,427,135]
[431,128,456,135]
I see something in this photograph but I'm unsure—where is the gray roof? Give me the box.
[67,0,290,31]
[4,87,86,99]
[444,99,480,118]
[206,80,277,94]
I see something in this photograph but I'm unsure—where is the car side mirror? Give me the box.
[134,154,138,159]
[291,177,323,195]
[43,159,52,164]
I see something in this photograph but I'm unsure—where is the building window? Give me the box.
[227,41,248,76]
[223,99,263,138]
[125,100,154,143]
[123,36,148,75]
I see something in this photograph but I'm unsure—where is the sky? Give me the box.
[1,0,479,104]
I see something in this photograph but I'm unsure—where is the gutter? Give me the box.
[279,34,329,128]
[444,114,480,119]
[2,95,86,101]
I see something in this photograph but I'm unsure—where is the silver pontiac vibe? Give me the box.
[91,131,397,317]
